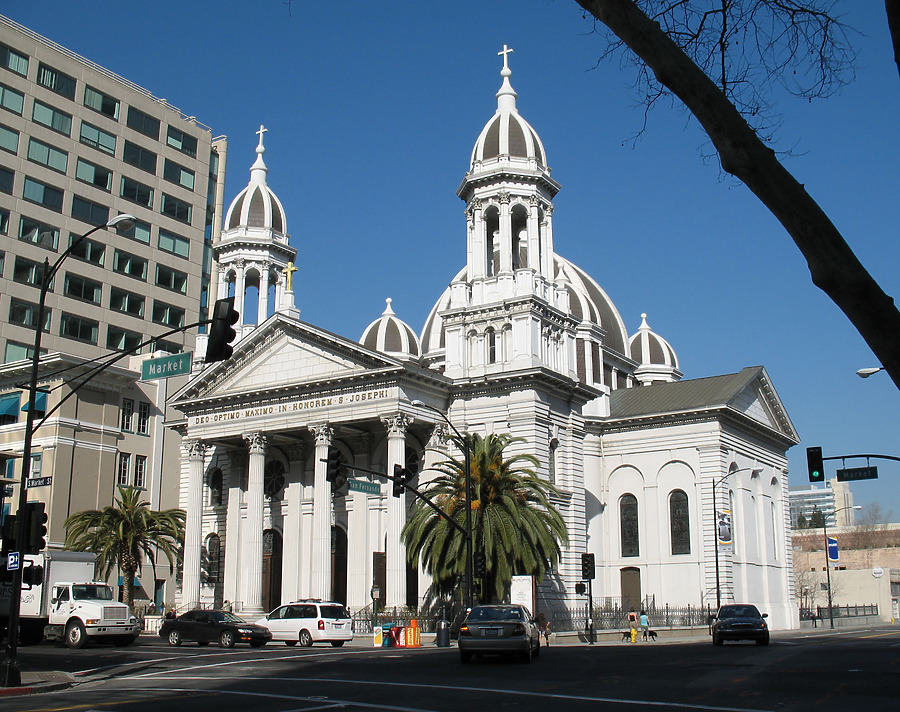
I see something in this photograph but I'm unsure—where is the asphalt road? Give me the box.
[2,624,898,711]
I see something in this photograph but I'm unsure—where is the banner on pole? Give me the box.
[717,510,733,553]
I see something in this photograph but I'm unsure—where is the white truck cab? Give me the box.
[47,581,140,648]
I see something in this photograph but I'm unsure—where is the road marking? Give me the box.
[121,676,777,712]
[858,631,900,639]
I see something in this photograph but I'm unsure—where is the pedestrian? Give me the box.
[537,612,551,646]
[640,610,650,641]
[628,609,638,643]
[223,600,232,613]
[165,607,175,620]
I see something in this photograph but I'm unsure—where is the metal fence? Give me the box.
[801,604,879,620]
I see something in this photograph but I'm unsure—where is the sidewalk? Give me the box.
[0,669,77,697]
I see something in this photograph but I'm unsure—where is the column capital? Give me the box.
[184,439,207,460]
[310,423,334,446]
[381,413,412,437]
[498,190,511,205]
[243,431,267,455]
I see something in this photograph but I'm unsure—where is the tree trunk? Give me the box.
[576,0,900,391]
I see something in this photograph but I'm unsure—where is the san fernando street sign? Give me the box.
[347,479,381,495]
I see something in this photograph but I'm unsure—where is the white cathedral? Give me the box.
[170,50,800,630]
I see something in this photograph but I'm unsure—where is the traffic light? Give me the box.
[24,501,47,554]
[392,463,413,497]
[474,551,487,577]
[205,298,240,363]
[1,514,16,553]
[575,582,586,595]
[325,447,347,489]
[22,564,44,587]
[581,552,595,580]
[807,446,825,483]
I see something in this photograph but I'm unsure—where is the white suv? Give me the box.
[257,600,353,647]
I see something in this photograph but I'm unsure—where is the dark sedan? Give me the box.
[159,609,272,648]
[711,604,769,645]
[458,604,541,663]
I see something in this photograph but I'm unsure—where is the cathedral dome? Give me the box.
[223,126,288,236]
[628,313,681,384]
[361,299,420,360]
[469,47,547,172]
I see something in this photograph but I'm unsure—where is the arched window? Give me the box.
[204,533,221,585]
[669,489,690,555]
[208,468,223,506]
[486,328,497,364]
[620,494,639,557]
[264,460,285,500]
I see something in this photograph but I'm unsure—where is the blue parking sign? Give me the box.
[6,551,19,570]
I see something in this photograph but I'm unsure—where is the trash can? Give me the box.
[436,619,450,647]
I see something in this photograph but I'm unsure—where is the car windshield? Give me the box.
[72,584,113,601]
[719,605,761,618]
[468,606,524,622]
[210,611,248,624]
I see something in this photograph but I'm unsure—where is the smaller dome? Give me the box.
[628,314,681,384]
[223,125,288,236]
[361,299,420,360]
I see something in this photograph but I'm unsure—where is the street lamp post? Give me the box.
[856,367,885,378]
[823,504,862,629]
[712,467,761,610]
[1,214,135,687]
[410,400,473,610]
[371,584,380,630]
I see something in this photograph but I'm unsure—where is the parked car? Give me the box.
[711,604,770,645]
[160,609,272,648]
[457,604,541,663]
[256,600,353,647]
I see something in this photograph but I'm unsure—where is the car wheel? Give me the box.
[521,644,533,664]
[756,635,770,646]
[250,640,267,648]
[167,629,182,646]
[65,621,87,649]
[712,632,723,646]
[532,639,541,658]
[299,629,313,647]
[460,650,472,664]
[219,630,236,648]
[331,641,345,648]
[285,640,297,647]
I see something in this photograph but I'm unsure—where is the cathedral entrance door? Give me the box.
[262,529,283,613]
[620,566,641,612]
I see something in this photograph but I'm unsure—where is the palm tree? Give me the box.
[64,486,185,608]
[403,432,568,603]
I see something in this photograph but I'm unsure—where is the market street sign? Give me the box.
[835,466,878,482]
[347,479,381,495]
[26,476,51,488]
[141,352,192,381]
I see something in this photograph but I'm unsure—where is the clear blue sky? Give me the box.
[6,1,899,516]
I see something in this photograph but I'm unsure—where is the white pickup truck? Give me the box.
[1,550,139,648]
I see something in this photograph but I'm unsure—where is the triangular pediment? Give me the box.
[171,313,404,407]
[725,367,798,443]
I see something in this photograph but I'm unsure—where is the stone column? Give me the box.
[498,191,512,273]
[181,439,206,608]
[258,262,270,323]
[241,432,266,614]
[528,196,541,275]
[469,199,484,279]
[347,434,372,610]
[309,424,334,600]
[382,413,411,608]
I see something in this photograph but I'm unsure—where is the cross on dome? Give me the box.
[256,124,268,150]
[498,44,513,70]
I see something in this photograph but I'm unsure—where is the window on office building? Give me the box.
[0,83,25,115]
[134,455,147,489]
[9,298,50,332]
[0,207,7,234]
[12,256,48,287]
[109,287,144,318]
[152,300,185,329]
[71,195,110,226]
[37,62,76,100]
[0,124,19,153]
[161,193,191,224]
[152,339,182,354]
[64,273,102,304]
[32,100,71,135]
[126,107,160,140]
[19,217,59,250]
[166,126,197,157]
[0,42,28,76]
[4,341,36,363]
[117,452,131,486]
[74,158,112,192]
[156,264,187,294]
[0,165,12,194]
[83,85,119,120]
[137,402,150,435]
[27,138,68,173]
[79,121,115,155]
[163,159,194,190]
[68,233,105,266]
[158,229,190,259]
[120,176,153,208]
[23,177,63,212]
[123,141,157,174]
[107,326,142,354]
[60,312,99,345]
[121,398,134,431]
[113,250,147,281]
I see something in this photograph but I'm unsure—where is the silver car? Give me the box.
[457,604,541,663]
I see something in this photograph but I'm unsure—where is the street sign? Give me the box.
[7,552,19,571]
[347,479,381,495]
[835,466,878,482]
[26,476,51,488]
[141,352,192,381]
